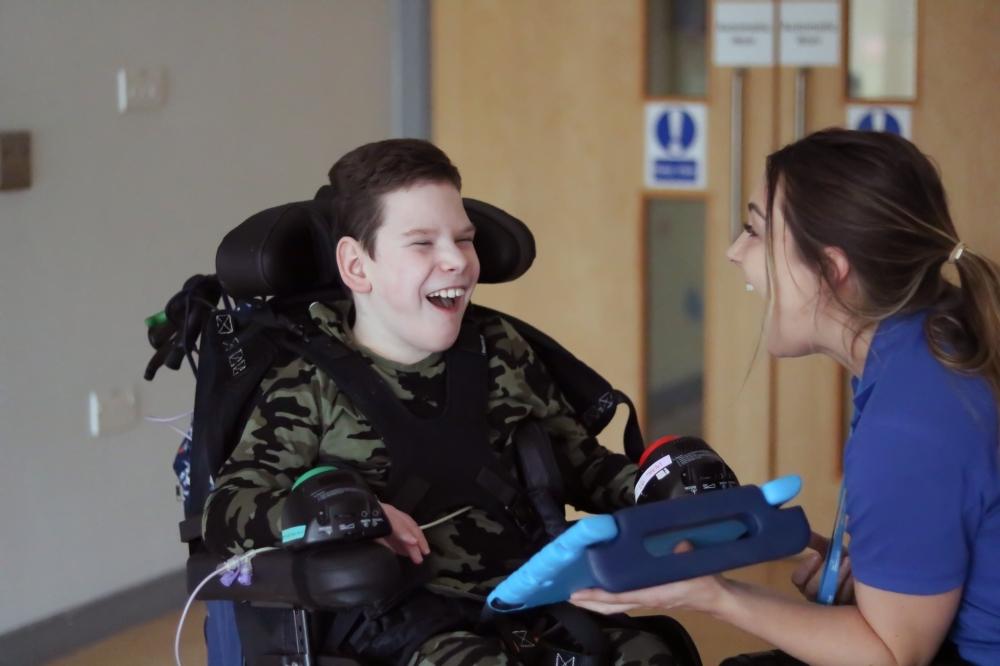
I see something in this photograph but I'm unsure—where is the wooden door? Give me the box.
[432,1,646,421]
[915,0,1000,262]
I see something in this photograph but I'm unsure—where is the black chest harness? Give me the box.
[287,315,552,543]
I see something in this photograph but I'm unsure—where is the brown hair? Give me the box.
[327,138,462,256]
[764,128,1000,396]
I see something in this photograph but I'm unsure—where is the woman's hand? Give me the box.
[570,573,728,616]
[376,501,431,564]
[569,541,728,616]
[791,532,855,604]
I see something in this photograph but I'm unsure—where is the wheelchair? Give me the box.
[147,190,703,666]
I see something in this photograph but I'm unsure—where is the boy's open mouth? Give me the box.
[426,287,467,312]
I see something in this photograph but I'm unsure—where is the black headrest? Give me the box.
[215,196,535,299]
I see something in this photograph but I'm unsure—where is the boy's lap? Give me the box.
[607,625,680,665]
[408,630,509,665]
[408,625,677,666]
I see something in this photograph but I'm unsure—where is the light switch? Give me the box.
[88,386,140,437]
[0,131,31,191]
[116,67,167,113]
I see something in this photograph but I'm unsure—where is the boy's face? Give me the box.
[351,181,479,363]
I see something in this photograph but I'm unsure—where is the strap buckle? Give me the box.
[506,493,543,539]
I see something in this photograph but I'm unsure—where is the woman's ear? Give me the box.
[336,237,372,294]
[823,246,852,290]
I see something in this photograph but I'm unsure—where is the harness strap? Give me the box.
[476,467,520,507]
[576,386,645,462]
[610,390,645,463]
[471,305,646,457]
[486,603,611,666]
[540,604,611,664]
[327,608,364,655]
[391,477,432,518]
[514,421,570,539]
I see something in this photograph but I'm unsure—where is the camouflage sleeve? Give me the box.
[486,317,637,514]
[201,358,334,555]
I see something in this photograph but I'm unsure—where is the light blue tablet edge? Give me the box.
[486,514,618,611]
[486,475,801,612]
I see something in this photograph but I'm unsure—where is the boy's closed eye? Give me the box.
[409,235,474,247]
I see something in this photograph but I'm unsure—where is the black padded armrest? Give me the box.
[179,515,203,543]
[187,543,404,611]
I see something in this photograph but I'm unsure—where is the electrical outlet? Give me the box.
[88,386,140,437]
[116,67,167,113]
[0,131,31,190]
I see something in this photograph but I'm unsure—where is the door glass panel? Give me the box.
[848,0,917,100]
[646,0,708,97]
[646,199,705,439]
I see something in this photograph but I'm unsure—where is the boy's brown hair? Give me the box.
[327,139,462,257]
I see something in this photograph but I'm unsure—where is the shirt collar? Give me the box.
[850,310,927,428]
[306,299,444,371]
[308,299,353,344]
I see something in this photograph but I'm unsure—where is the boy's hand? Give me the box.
[791,531,855,604]
[376,501,431,564]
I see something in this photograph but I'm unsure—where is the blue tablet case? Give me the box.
[487,475,810,612]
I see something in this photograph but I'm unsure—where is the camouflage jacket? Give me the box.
[202,300,636,597]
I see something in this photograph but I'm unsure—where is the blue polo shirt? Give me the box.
[844,311,1000,664]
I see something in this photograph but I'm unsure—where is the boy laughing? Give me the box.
[203,139,676,664]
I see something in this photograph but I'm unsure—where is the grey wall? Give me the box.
[0,0,392,635]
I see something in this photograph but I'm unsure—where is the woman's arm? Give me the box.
[572,571,960,666]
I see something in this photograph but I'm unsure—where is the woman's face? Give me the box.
[726,181,827,358]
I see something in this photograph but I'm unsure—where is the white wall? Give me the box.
[0,0,391,634]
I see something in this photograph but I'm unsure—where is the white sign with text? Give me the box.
[780,1,840,66]
[714,2,775,67]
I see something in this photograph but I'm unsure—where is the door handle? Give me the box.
[730,68,745,242]
[794,67,808,140]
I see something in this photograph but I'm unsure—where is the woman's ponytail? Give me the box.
[927,247,1000,399]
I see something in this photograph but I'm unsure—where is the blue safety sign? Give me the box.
[646,102,707,189]
[846,105,911,139]
[858,108,902,134]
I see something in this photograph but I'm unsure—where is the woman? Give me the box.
[572,129,1000,665]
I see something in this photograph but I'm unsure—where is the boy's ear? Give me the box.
[336,237,372,294]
